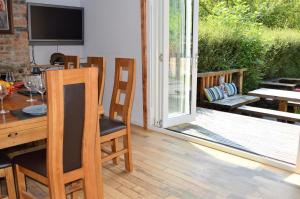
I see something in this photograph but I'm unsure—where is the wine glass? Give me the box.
[5,72,15,83]
[0,85,9,114]
[23,75,37,102]
[36,77,46,104]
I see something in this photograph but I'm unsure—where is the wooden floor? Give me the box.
[24,126,300,199]
[168,108,300,164]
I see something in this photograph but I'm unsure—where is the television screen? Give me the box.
[28,3,84,45]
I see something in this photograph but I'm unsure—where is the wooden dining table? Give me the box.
[0,92,104,150]
[0,93,47,150]
[248,88,300,112]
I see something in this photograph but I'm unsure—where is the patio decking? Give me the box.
[168,108,300,164]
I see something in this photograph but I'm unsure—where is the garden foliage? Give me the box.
[199,0,300,93]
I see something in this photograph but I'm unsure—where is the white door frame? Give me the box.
[296,137,300,173]
[159,0,198,128]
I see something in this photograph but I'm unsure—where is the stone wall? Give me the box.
[0,0,30,77]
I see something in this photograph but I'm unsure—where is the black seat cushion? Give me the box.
[100,116,126,136]
[13,149,47,177]
[0,153,12,169]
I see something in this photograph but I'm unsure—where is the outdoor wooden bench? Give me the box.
[197,68,260,110]
[288,101,300,107]
[210,95,260,109]
[237,105,300,123]
[260,81,296,91]
[277,77,300,84]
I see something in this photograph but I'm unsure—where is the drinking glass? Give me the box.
[0,85,9,114]
[23,75,37,102]
[5,72,15,83]
[36,77,46,104]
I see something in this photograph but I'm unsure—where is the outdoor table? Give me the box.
[248,88,300,112]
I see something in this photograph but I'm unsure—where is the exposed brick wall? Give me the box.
[0,0,29,76]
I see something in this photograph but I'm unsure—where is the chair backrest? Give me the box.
[46,67,101,199]
[109,58,136,125]
[64,55,80,69]
[87,57,106,110]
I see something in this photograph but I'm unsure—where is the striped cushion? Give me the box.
[225,83,238,96]
[204,86,225,102]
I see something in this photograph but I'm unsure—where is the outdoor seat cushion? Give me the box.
[100,116,126,136]
[13,149,47,177]
[204,86,225,102]
[225,83,238,96]
[0,153,12,169]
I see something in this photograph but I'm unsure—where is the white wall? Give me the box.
[81,0,143,126]
[27,0,84,64]
[26,0,144,126]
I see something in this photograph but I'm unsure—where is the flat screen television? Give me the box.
[28,3,84,45]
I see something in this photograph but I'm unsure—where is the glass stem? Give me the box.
[29,89,33,100]
[41,93,44,104]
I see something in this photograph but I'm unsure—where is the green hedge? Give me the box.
[198,23,300,93]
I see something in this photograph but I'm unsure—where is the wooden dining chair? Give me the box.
[0,153,16,199]
[99,58,136,172]
[64,55,80,69]
[87,57,106,111]
[13,67,103,199]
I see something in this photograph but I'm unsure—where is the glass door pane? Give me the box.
[168,0,192,117]
[162,0,198,127]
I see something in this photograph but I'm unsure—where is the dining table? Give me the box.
[0,92,104,150]
[0,93,47,150]
[248,88,300,112]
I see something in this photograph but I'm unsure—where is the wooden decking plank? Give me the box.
[168,108,300,164]
[237,105,300,122]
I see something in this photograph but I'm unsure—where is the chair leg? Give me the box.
[111,138,120,165]
[0,177,2,199]
[4,167,16,199]
[15,165,26,199]
[123,130,133,172]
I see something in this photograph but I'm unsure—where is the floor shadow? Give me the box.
[167,123,255,153]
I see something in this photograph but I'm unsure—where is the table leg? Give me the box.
[278,100,288,122]
[278,100,288,112]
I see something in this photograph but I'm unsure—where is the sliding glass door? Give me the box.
[160,0,198,128]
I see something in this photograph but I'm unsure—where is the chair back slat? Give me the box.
[46,67,101,198]
[109,58,136,125]
[64,56,80,69]
[87,57,106,111]
[119,81,128,90]
[114,104,124,115]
